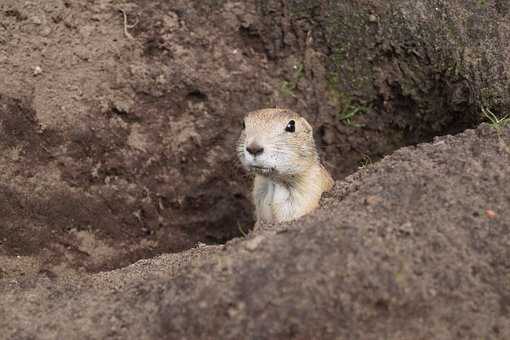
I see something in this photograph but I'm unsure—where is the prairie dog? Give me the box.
[237,108,334,223]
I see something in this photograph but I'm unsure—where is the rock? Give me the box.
[364,195,382,205]
[244,235,265,250]
[33,66,43,76]
[485,209,497,220]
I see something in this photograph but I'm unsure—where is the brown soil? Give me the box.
[1,0,510,337]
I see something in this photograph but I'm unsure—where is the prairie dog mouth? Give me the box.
[249,165,274,175]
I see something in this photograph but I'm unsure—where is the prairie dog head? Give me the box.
[237,109,319,178]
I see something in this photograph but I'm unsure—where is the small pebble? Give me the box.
[368,14,377,23]
[245,235,265,251]
[41,27,52,36]
[31,16,42,25]
[485,209,497,220]
[365,195,382,206]
[33,66,43,76]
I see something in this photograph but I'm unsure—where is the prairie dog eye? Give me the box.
[242,120,246,130]
[285,120,295,133]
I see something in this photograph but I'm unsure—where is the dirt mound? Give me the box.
[2,124,509,339]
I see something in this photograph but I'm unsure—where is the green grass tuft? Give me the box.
[338,104,368,128]
[279,63,305,97]
[482,107,510,132]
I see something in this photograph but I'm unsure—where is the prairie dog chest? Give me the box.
[253,176,291,222]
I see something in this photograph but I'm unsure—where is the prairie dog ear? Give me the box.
[299,117,313,132]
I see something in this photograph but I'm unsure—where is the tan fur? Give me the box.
[237,108,334,223]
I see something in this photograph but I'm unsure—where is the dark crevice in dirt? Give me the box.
[143,36,168,58]
[239,25,267,55]
[4,9,26,21]
[186,90,208,103]
[376,75,480,145]
[0,91,253,272]
[107,107,143,124]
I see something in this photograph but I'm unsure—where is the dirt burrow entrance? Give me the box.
[1,0,506,276]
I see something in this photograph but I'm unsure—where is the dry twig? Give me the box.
[119,9,138,40]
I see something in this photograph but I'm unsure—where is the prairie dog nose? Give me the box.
[246,143,264,156]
